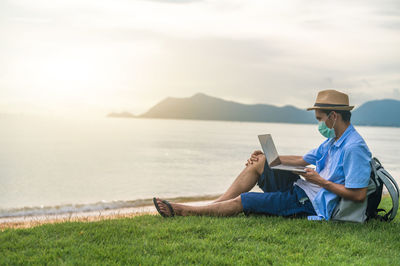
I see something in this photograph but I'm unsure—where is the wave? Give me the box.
[0,194,219,218]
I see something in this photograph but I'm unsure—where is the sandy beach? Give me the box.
[0,199,215,230]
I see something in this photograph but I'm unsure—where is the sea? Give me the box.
[1,115,399,218]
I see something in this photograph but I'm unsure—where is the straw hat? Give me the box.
[307,90,354,111]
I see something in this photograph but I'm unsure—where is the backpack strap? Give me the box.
[370,158,380,183]
[380,168,400,195]
[376,168,399,221]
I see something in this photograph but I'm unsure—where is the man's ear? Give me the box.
[331,111,338,121]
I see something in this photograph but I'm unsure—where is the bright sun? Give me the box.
[35,53,98,97]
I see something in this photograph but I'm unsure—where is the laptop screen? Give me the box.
[258,134,279,167]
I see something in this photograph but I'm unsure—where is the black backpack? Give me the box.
[366,157,399,222]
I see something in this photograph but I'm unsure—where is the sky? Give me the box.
[1,0,399,117]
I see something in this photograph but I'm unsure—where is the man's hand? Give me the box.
[296,168,368,202]
[245,150,264,166]
[297,168,327,186]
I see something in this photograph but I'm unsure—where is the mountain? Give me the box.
[108,93,400,127]
[352,99,400,127]
[138,93,315,124]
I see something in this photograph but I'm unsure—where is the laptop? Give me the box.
[258,134,307,173]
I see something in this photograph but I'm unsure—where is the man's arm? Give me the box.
[247,151,310,167]
[279,155,309,167]
[299,168,367,202]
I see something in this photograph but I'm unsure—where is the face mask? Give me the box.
[318,112,336,138]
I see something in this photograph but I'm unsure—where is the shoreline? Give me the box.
[0,195,219,230]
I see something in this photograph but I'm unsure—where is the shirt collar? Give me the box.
[332,123,354,147]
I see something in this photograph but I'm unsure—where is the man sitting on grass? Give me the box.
[153,90,372,221]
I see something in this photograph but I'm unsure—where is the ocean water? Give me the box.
[1,115,399,217]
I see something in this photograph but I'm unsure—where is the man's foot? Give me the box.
[153,197,176,217]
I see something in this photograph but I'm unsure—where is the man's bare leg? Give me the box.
[213,155,266,203]
[155,196,243,217]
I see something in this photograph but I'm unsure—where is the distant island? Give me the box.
[107,112,136,118]
[108,93,400,127]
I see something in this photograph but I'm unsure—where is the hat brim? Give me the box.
[306,106,354,111]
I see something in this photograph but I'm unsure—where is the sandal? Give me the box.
[153,197,175,217]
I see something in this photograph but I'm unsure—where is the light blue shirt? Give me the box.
[302,124,372,220]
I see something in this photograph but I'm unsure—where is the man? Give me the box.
[153,90,372,220]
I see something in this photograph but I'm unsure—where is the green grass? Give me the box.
[1,197,399,265]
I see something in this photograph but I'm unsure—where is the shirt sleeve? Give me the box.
[303,148,319,165]
[303,140,328,165]
[343,144,372,189]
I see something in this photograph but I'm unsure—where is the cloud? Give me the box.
[1,0,400,116]
[393,88,400,99]
[142,0,203,3]
[379,21,400,30]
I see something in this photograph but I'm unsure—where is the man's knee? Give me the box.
[247,154,266,176]
[233,196,243,210]
[233,195,242,204]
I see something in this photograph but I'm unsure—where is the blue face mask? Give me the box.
[318,112,336,138]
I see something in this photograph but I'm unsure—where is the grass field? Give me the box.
[1,197,399,265]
